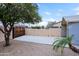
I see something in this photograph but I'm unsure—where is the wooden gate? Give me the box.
[13,26,25,38]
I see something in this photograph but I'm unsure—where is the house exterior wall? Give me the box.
[68,23,79,45]
[53,22,61,27]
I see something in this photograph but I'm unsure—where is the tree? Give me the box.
[61,17,67,37]
[0,3,41,46]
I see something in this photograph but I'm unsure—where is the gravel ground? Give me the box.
[0,40,79,56]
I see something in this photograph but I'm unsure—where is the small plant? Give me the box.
[52,35,73,55]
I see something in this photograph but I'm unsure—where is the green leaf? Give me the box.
[52,35,73,54]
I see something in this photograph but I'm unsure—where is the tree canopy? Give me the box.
[0,3,41,46]
[0,3,41,24]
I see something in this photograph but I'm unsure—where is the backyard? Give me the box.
[0,40,78,56]
[0,35,79,56]
[0,3,79,56]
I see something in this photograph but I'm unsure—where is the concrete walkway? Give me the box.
[0,40,79,56]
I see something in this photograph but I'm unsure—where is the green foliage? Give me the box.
[0,3,41,46]
[0,3,41,25]
[52,35,73,54]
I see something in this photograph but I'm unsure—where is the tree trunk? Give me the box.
[4,32,10,46]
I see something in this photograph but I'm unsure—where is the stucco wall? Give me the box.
[25,28,62,37]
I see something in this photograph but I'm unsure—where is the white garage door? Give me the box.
[68,23,79,45]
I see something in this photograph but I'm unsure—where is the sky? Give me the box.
[37,3,79,26]
[1,3,79,27]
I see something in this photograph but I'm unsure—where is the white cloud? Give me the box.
[36,18,56,27]
[38,18,60,27]
[48,18,56,22]
[73,7,79,15]
[47,18,61,22]
[38,21,48,27]
[30,17,61,27]
[58,9,63,12]
[42,17,60,22]
[74,7,79,11]
[44,12,51,15]
[56,13,61,16]
[55,9,63,17]
[76,12,79,15]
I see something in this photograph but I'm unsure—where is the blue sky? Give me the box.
[38,3,79,22]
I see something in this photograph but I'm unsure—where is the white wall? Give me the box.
[68,23,79,45]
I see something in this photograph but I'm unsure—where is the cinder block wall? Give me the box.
[0,28,62,42]
[25,28,62,37]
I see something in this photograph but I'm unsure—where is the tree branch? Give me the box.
[9,22,14,32]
